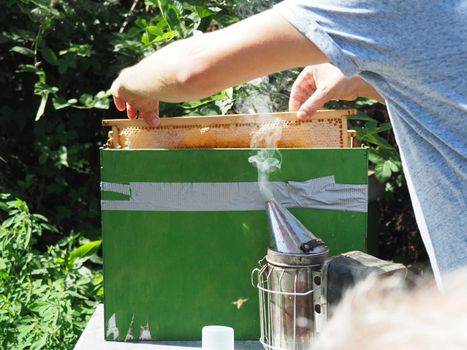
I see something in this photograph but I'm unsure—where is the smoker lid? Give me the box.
[266,248,328,268]
[266,199,329,264]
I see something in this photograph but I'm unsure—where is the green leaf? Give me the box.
[93,99,110,109]
[32,213,47,221]
[140,32,150,45]
[126,27,142,37]
[35,93,49,121]
[181,90,229,109]
[96,286,104,297]
[89,253,103,264]
[67,290,87,300]
[31,334,48,350]
[69,240,102,263]
[16,64,37,73]
[29,1,61,17]
[170,0,184,14]
[166,7,181,30]
[93,90,111,109]
[78,93,94,107]
[151,31,176,43]
[41,47,59,66]
[146,25,162,36]
[356,123,393,138]
[355,98,380,106]
[375,161,393,182]
[196,6,215,18]
[370,147,402,183]
[57,145,69,167]
[52,96,77,110]
[368,148,384,164]
[389,159,401,172]
[59,43,94,57]
[92,274,104,284]
[144,0,157,6]
[370,122,393,134]
[16,323,36,339]
[30,300,50,313]
[11,46,35,57]
[135,18,147,29]
[359,132,394,149]
[347,112,378,122]
[40,222,59,233]
[0,201,8,212]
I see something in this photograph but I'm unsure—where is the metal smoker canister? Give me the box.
[252,199,329,350]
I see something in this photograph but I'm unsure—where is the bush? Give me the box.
[0,0,243,239]
[0,194,102,349]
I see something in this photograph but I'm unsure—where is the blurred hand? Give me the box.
[289,63,382,120]
[111,74,160,126]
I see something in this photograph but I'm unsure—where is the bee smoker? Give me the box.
[251,200,408,350]
[252,199,329,350]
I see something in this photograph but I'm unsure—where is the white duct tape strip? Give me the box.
[101,176,367,212]
[100,182,131,196]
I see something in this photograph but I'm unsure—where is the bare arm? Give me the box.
[111,10,329,124]
[113,10,328,102]
[111,9,383,124]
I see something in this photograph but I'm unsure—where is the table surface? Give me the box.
[74,304,263,350]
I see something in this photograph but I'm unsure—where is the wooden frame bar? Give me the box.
[102,110,356,149]
[102,110,355,128]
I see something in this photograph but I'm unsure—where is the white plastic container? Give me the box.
[202,326,234,350]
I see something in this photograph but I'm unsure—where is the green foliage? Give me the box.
[1,0,122,237]
[0,0,241,238]
[348,106,403,186]
[0,193,102,349]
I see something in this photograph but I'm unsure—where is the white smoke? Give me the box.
[248,117,287,200]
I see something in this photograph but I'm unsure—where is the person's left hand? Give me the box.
[289,63,382,120]
[111,76,160,126]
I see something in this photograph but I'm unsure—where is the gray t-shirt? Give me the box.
[274,0,467,284]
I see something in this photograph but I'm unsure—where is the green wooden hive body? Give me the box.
[101,148,368,341]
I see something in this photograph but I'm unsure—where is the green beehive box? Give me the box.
[101,113,368,342]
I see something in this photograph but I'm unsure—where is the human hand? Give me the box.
[110,72,160,126]
[289,63,382,120]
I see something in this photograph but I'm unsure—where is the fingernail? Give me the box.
[148,117,160,127]
[297,111,307,120]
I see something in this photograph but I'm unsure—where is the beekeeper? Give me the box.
[111,0,467,287]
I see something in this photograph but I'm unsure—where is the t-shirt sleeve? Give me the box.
[274,0,385,76]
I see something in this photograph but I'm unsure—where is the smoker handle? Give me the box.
[251,256,268,288]
[251,264,268,288]
[251,268,260,288]
[301,238,326,253]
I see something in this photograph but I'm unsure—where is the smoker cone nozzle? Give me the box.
[266,199,328,256]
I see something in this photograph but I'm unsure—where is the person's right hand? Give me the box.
[111,73,160,126]
[289,63,383,120]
